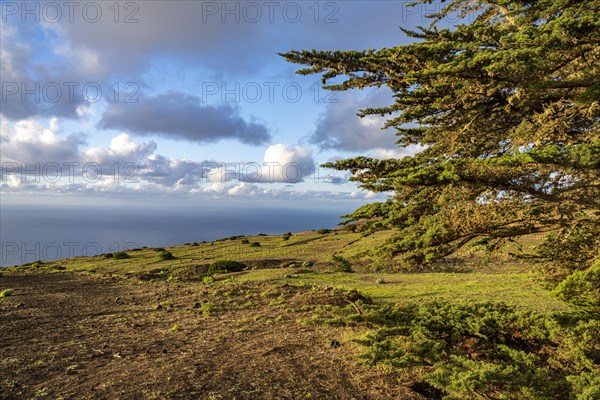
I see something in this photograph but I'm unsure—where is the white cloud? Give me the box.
[0,118,380,201]
[0,116,86,164]
[84,133,156,163]
[205,143,315,184]
[368,146,424,160]
[258,144,314,183]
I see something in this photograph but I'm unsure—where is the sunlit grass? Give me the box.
[5,227,567,313]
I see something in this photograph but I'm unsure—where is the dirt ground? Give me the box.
[0,272,420,399]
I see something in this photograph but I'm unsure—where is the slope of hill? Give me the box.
[2,227,595,399]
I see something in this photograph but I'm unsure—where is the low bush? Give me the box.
[352,301,600,399]
[317,228,331,234]
[554,259,600,313]
[158,251,176,261]
[250,242,261,247]
[113,252,130,260]
[331,255,353,273]
[282,232,292,240]
[208,260,246,275]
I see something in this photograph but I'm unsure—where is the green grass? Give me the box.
[0,288,15,298]
[4,227,567,313]
[234,269,568,313]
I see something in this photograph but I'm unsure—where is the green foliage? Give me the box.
[208,260,246,275]
[282,232,292,240]
[331,255,353,273]
[538,219,600,283]
[249,242,261,247]
[158,251,176,261]
[537,219,600,313]
[353,301,600,399]
[280,0,600,274]
[113,252,130,260]
[554,260,600,313]
[0,288,15,298]
[196,301,216,316]
[317,229,331,235]
[241,238,250,244]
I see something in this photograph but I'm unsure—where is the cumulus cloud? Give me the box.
[205,144,315,184]
[83,133,208,187]
[309,89,399,151]
[97,92,271,145]
[259,144,314,183]
[0,116,86,164]
[0,115,375,201]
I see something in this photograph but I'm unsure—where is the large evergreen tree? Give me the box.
[281,0,599,285]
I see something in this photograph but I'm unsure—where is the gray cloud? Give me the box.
[97,92,271,145]
[0,21,91,120]
[1,1,441,122]
[43,1,420,79]
[309,89,398,151]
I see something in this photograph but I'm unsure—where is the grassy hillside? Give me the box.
[5,227,566,313]
[2,227,597,399]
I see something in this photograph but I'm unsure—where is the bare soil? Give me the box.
[0,272,420,399]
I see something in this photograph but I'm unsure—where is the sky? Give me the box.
[0,1,463,208]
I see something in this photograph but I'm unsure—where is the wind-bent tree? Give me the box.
[281,0,599,291]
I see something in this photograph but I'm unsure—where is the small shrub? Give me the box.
[554,260,600,313]
[153,247,166,252]
[282,232,292,240]
[197,301,216,316]
[317,228,331,234]
[250,242,261,247]
[352,301,600,400]
[302,261,314,268]
[103,253,113,258]
[208,260,246,275]
[158,251,176,261]
[332,255,353,273]
[0,288,15,298]
[241,239,250,244]
[257,233,268,236]
[113,252,130,260]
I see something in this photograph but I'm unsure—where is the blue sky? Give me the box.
[0,1,458,208]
